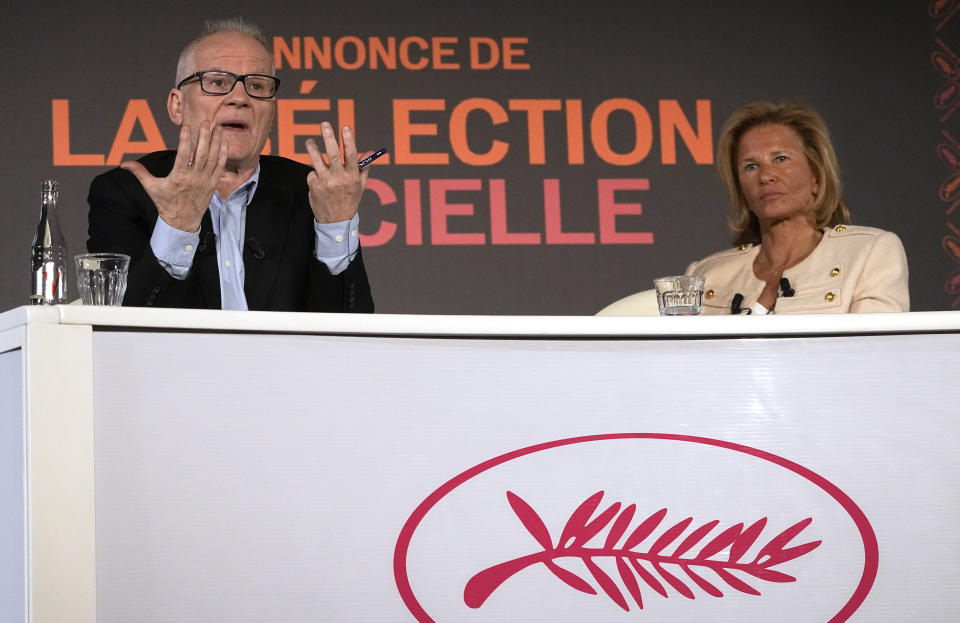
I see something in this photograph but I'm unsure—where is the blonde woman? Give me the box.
[685,101,909,315]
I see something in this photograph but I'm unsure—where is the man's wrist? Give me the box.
[151,217,201,279]
[314,213,360,275]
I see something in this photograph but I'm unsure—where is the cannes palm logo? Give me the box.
[464,490,820,612]
[395,434,878,621]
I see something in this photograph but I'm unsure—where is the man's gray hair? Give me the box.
[175,17,271,85]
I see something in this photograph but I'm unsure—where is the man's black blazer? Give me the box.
[87,151,373,312]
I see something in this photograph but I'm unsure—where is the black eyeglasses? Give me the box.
[177,70,280,100]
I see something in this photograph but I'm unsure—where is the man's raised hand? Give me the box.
[120,121,227,232]
[304,122,370,224]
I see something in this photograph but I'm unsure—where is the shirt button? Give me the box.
[185,244,193,252]
[335,234,344,243]
[825,292,835,302]
[225,260,231,268]
[831,267,840,277]
[705,289,715,299]
[351,230,358,238]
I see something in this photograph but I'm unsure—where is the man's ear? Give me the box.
[167,89,183,126]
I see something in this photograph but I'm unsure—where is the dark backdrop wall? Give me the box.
[2,1,954,314]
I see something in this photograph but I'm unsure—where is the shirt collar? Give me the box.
[236,163,260,204]
[213,163,261,206]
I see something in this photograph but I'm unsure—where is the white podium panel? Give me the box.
[90,329,957,622]
[0,347,25,623]
[3,306,960,622]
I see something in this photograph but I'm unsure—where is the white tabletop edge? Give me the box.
[0,306,952,338]
[3,306,960,338]
[0,305,60,331]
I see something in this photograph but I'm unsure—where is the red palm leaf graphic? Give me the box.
[730,518,768,561]
[585,557,629,611]
[559,492,622,548]
[507,491,553,550]
[623,507,668,550]
[577,502,622,546]
[629,557,667,598]
[696,521,746,560]
[558,491,604,548]
[545,560,596,595]
[755,518,819,566]
[463,491,822,612]
[673,520,720,557]
[714,566,761,595]
[604,504,636,549]
[682,563,723,597]
[653,561,694,598]
[617,557,644,609]
[748,567,797,583]
[649,517,694,555]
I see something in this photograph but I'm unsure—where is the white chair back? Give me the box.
[595,289,660,316]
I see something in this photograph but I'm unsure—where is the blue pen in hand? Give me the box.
[358,148,388,171]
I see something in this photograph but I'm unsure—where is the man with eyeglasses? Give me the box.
[86,17,373,312]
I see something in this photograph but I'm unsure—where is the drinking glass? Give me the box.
[653,275,705,315]
[74,253,130,306]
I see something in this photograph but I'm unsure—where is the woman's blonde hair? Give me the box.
[716,101,851,244]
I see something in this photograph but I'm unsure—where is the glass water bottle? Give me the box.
[30,179,68,305]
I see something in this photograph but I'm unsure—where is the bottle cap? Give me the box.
[41,179,59,197]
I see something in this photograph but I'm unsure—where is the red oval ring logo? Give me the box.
[394,433,878,622]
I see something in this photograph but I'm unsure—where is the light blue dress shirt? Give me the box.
[149,164,360,310]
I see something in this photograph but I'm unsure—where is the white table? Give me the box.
[2,306,959,622]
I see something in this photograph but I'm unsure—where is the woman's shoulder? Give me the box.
[823,224,901,241]
[821,224,905,257]
[685,242,757,275]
